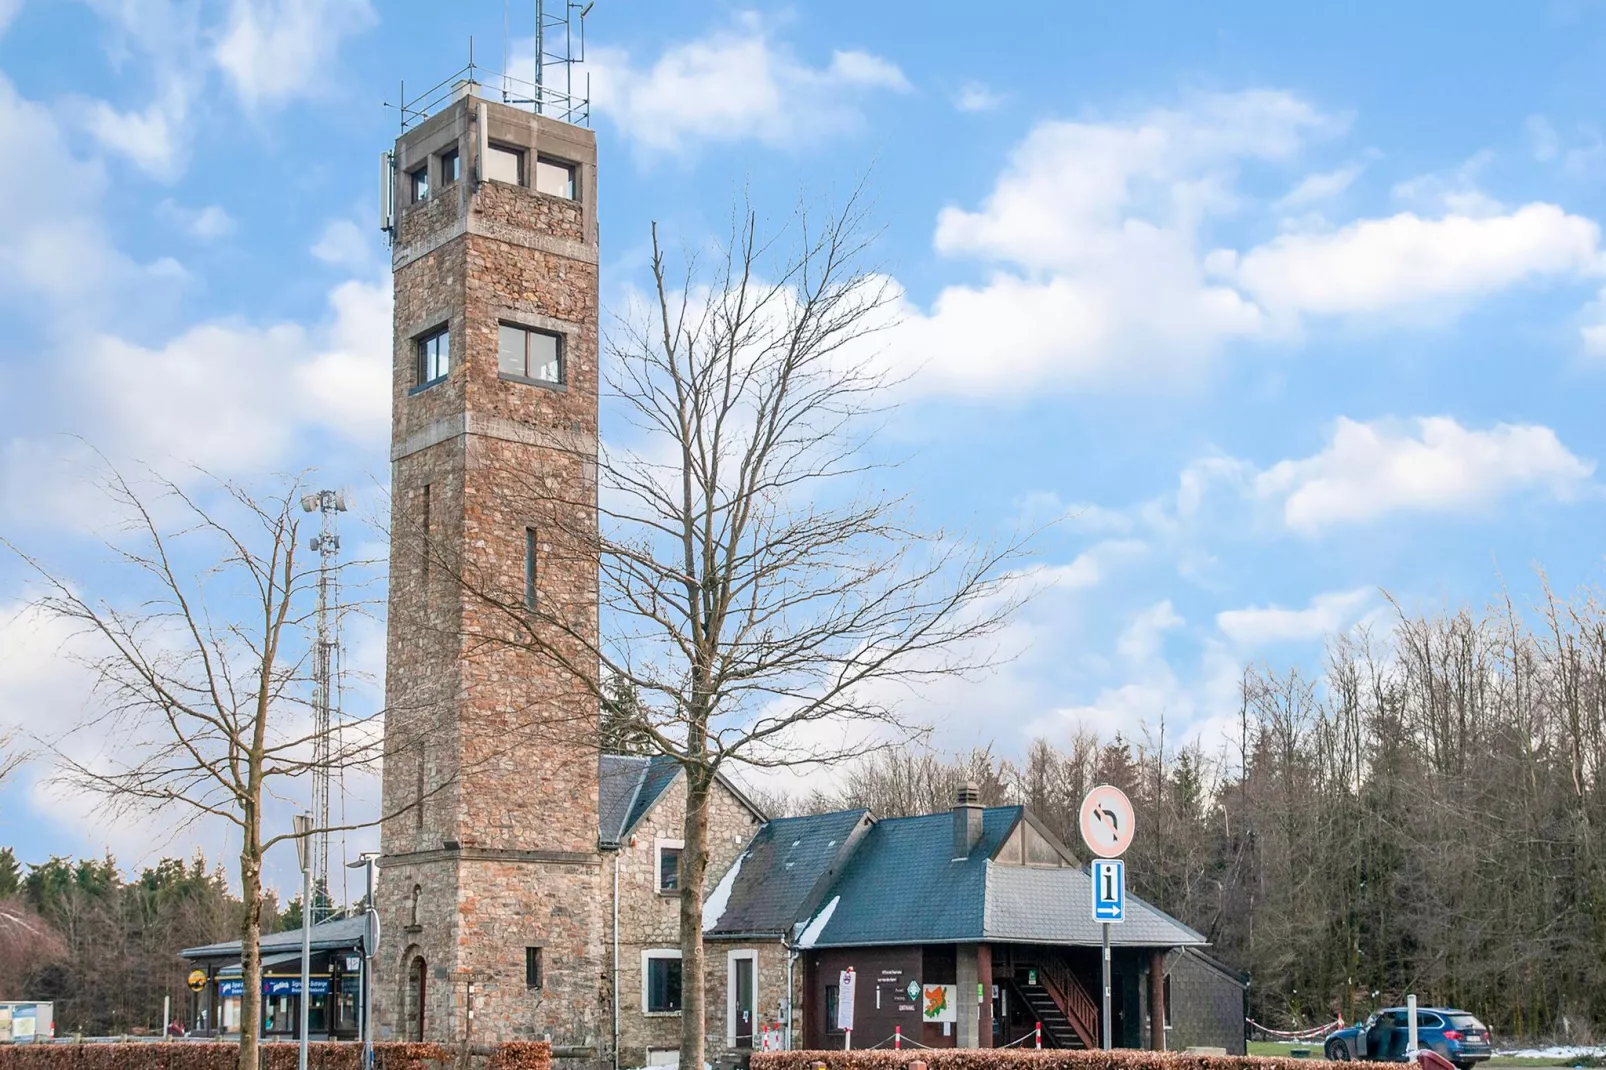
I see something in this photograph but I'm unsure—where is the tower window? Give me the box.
[498,323,564,385]
[416,327,450,386]
[486,143,525,185]
[525,947,543,989]
[535,157,575,199]
[410,165,429,203]
[440,148,460,187]
[524,527,538,610]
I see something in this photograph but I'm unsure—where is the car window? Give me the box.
[1446,1014,1486,1031]
[1388,1011,1411,1026]
[1417,1013,1442,1028]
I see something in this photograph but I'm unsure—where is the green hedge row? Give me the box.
[751,1052,1341,1070]
[0,1040,551,1070]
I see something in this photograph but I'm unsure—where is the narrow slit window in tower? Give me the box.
[526,947,543,990]
[420,483,432,586]
[524,527,538,610]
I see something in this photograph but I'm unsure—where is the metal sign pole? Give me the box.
[1101,922,1112,1050]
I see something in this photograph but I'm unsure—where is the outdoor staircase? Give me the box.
[1014,957,1099,1049]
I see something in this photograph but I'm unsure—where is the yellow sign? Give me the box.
[187,969,207,993]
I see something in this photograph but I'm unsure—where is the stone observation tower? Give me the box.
[375,66,604,1053]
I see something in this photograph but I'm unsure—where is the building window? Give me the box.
[410,165,429,203]
[1163,974,1173,1028]
[440,148,460,187]
[656,841,683,893]
[824,985,840,1034]
[420,483,432,585]
[525,947,543,990]
[416,326,449,386]
[414,739,427,831]
[643,951,682,1014]
[486,143,524,185]
[535,157,575,199]
[524,527,538,610]
[498,323,564,385]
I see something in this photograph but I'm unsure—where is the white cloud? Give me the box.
[311,219,370,267]
[31,278,395,479]
[159,200,236,240]
[1031,539,1147,591]
[82,85,191,180]
[215,0,376,106]
[0,73,179,307]
[0,0,21,35]
[1223,204,1603,316]
[954,81,1004,113]
[1256,416,1594,533]
[1275,162,1363,211]
[878,90,1325,395]
[1217,588,1371,646]
[585,13,909,154]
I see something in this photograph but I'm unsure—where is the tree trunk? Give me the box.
[238,835,263,1070]
[679,771,711,1070]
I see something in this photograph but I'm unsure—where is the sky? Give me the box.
[3,0,1606,900]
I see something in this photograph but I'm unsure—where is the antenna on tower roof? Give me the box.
[532,0,593,118]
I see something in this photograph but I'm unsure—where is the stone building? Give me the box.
[370,77,1245,1069]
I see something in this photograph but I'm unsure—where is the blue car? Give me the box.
[1324,1007,1493,1069]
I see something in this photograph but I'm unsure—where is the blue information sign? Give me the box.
[216,978,330,997]
[1091,858,1125,923]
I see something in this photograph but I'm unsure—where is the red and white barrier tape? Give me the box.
[1246,1018,1344,1040]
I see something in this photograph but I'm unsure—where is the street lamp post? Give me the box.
[294,814,313,1070]
[347,853,381,1070]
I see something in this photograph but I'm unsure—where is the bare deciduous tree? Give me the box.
[6,469,385,1070]
[451,193,1028,1066]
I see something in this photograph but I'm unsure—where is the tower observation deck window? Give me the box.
[486,143,525,185]
[416,327,449,386]
[410,165,429,203]
[440,148,460,187]
[498,323,564,385]
[535,157,575,199]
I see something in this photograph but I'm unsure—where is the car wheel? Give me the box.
[1326,1041,1350,1061]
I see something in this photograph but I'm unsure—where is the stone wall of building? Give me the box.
[607,773,764,1067]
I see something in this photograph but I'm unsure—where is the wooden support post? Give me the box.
[1150,949,1167,1051]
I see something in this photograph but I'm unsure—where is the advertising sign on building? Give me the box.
[921,984,957,1023]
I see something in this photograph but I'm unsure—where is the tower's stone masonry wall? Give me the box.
[378,93,605,1059]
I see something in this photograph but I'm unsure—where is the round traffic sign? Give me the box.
[1078,785,1135,858]
[186,968,207,993]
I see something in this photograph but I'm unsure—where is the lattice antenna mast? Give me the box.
[533,0,593,117]
[301,488,347,923]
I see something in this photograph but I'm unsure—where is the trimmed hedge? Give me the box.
[0,1040,552,1070]
[751,1052,1343,1070]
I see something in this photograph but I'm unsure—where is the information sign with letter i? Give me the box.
[1091,858,1125,922]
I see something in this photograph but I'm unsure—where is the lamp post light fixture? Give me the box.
[347,852,381,1070]
[294,814,313,1070]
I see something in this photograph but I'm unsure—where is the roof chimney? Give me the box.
[953,781,983,859]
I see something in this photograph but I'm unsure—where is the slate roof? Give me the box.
[598,754,767,846]
[714,804,1209,951]
[181,915,369,961]
[704,809,869,938]
[599,754,683,845]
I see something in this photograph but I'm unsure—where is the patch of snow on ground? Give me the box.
[797,895,840,948]
[701,850,747,932]
[1495,1047,1606,1060]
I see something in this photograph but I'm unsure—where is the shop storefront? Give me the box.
[181,916,369,1040]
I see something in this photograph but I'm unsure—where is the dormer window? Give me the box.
[535,157,575,199]
[440,148,460,187]
[410,165,429,203]
[486,143,525,185]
